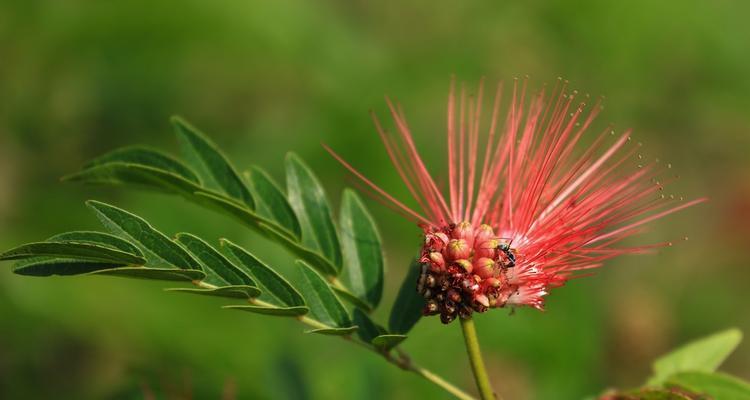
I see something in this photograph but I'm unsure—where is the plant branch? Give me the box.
[460,317,498,400]
[193,280,476,399]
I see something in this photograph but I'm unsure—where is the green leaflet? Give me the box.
[13,258,203,281]
[175,233,256,287]
[166,286,261,299]
[224,305,309,317]
[388,259,425,334]
[648,328,743,386]
[371,335,407,352]
[339,189,384,309]
[81,146,200,184]
[63,161,206,197]
[352,309,406,350]
[296,260,353,331]
[331,285,373,313]
[0,241,145,265]
[666,372,750,399]
[246,166,301,239]
[220,239,305,308]
[48,231,144,256]
[192,191,338,277]
[305,327,359,336]
[353,309,385,343]
[171,116,254,209]
[86,200,201,271]
[192,191,297,242]
[285,153,342,272]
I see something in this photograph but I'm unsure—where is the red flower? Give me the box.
[326,78,706,323]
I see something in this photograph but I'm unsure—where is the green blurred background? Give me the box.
[1,1,749,399]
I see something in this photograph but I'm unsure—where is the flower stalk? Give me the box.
[460,317,497,400]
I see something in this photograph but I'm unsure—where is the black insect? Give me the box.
[498,240,516,268]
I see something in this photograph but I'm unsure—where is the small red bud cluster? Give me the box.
[417,222,518,323]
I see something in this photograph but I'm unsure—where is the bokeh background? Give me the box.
[1,1,749,399]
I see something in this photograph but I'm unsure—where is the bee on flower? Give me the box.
[326,77,706,324]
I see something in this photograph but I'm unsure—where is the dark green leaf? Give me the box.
[285,153,342,272]
[339,189,384,309]
[224,305,309,317]
[388,259,425,334]
[221,239,305,308]
[353,309,385,343]
[648,328,743,386]
[175,233,255,287]
[171,116,254,209]
[86,200,202,270]
[246,166,301,239]
[48,231,143,256]
[296,260,352,329]
[13,258,203,281]
[0,241,145,265]
[667,371,750,399]
[166,285,261,299]
[372,335,407,351]
[81,146,199,184]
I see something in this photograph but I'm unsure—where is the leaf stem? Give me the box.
[460,317,497,400]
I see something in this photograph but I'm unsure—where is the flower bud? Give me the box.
[452,221,475,247]
[446,239,471,260]
[474,224,495,244]
[474,239,498,259]
[474,257,497,279]
[428,252,445,270]
[454,259,473,273]
[485,277,502,288]
[423,300,439,315]
[425,232,449,251]
[474,293,490,308]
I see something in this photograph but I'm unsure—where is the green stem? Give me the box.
[460,317,497,400]
[194,280,475,399]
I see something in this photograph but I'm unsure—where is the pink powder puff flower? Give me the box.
[325,77,706,324]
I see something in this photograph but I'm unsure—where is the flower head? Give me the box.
[326,77,705,323]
